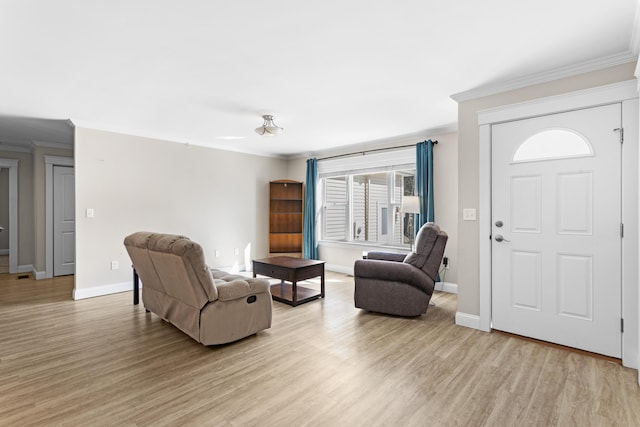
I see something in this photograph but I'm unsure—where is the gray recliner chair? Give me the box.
[353,222,448,316]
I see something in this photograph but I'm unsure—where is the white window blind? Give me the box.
[318,147,414,178]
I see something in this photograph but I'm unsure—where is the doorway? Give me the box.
[477,80,638,367]
[45,156,74,278]
[53,165,75,276]
[0,167,8,273]
[0,159,18,274]
[491,104,621,357]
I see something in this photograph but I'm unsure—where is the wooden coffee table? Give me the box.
[252,256,325,306]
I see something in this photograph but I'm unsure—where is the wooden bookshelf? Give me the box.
[269,180,304,257]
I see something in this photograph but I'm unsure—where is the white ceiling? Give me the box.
[0,0,638,157]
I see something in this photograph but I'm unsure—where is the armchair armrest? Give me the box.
[354,259,433,294]
[365,251,408,263]
[215,278,271,302]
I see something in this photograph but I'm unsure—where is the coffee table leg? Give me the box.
[320,270,325,298]
[278,280,285,298]
[292,280,298,306]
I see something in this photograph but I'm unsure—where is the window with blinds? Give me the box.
[318,147,415,246]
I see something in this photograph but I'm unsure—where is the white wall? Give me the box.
[287,131,459,282]
[431,132,458,285]
[74,127,287,298]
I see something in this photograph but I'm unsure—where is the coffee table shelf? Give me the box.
[253,256,325,307]
[270,282,322,306]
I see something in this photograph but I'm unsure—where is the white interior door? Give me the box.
[53,165,75,276]
[0,168,8,254]
[491,103,622,358]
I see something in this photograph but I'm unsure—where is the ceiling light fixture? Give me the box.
[255,115,283,136]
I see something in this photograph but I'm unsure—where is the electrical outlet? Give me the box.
[443,257,449,269]
[215,250,220,258]
[110,260,119,270]
[234,248,239,256]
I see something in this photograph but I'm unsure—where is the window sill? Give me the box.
[318,240,410,254]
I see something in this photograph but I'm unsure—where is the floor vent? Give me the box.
[17,274,29,280]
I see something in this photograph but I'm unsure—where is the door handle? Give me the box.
[494,234,510,243]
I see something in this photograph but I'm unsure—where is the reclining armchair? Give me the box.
[124,232,272,345]
[354,222,448,317]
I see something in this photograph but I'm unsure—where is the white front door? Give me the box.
[53,165,75,276]
[491,103,622,358]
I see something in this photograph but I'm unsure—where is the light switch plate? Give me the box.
[463,208,477,221]
[86,208,95,218]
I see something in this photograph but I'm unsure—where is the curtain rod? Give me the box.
[316,140,438,161]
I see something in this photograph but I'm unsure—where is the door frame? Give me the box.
[45,155,74,279]
[478,80,639,368]
[0,158,18,274]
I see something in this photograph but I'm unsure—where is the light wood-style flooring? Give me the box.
[1,272,639,426]
[0,255,8,274]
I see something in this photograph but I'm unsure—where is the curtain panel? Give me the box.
[303,158,319,259]
[416,139,435,227]
[416,139,439,281]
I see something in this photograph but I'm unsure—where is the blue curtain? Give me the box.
[415,139,435,227]
[303,158,319,259]
[416,140,439,281]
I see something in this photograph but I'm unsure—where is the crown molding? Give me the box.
[0,139,73,153]
[478,79,638,126]
[72,119,457,161]
[0,141,31,153]
[70,119,289,159]
[631,0,640,55]
[451,50,638,103]
[32,140,73,150]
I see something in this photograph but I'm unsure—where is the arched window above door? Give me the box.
[512,129,593,163]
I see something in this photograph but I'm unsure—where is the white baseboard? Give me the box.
[0,249,8,255]
[216,264,248,273]
[455,312,482,330]
[18,264,34,274]
[73,281,132,300]
[16,264,47,280]
[325,264,354,275]
[436,281,457,294]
